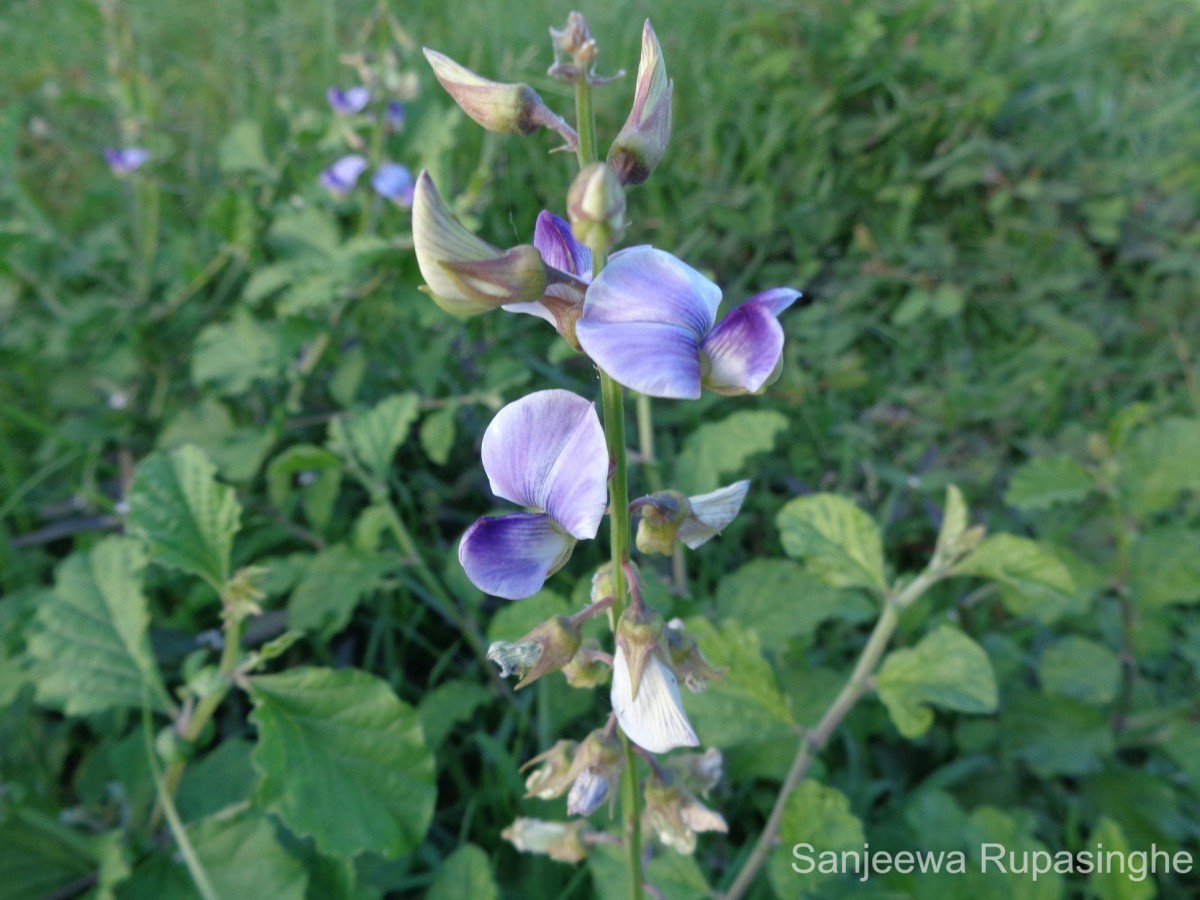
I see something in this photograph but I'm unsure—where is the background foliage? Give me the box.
[2,0,1198,896]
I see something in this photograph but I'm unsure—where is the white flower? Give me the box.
[610,645,698,754]
[678,480,750,548]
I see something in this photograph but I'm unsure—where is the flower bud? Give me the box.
[412,171,549,316]
[614,600,665,702]
[643,776,727,855]
[664,747,723,796]
[665,618,725,693]
[567,163,626,250]
[502,818,592,864]
[522,739,577,799]
[424,49,577,149]
[634,489,691,556]
[564,729,625,816]
[562,639,611,688]
[488,614,582,690]
[550,12,597,72]
[607,21,672,186]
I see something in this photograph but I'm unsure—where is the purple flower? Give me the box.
[372,163,415,207]
[104,147,150,175]
[327,86,370,115]
[384,101,406,131]
[459,390,608,600]
[502,211,592,327]
[575,247,801,399]
[320,154,368,197]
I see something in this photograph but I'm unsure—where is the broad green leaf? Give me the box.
[117,808,307,900]
[1038,636,1120,705]
[675,410,787,495]
[217,119,271,175]
[176,739,257,823]
[776,493,887,592]
[191,309,283,396]
[419,406,457,466]
[715,559,872,652]
[28,537,171,715]
[589,841,711,900]
[266,444,343,530]
[329,393,421,486]
[876,626,997,738]
[934,484,969,556]
[158,396,276,482]
[1088,818,1155,900]
[954,534,1074,610]
[769,780,865,898]
[427,845,497,900]
[248,666,436,860]
[1001,692,1113,777]
[1116,417,1200,516]
[270,205,341,256]
[0,819,93,900]
[287,544,391,637]
[1006,456,1095,510]
[681,618,794,748]
[127,446,241,588]
[277,272,339,318]
[963,807,1065,900]
[418,680,491,749]
[1129,526,1200,607]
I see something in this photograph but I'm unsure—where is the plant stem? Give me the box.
[721,568,940,900]
[574,56,642,900]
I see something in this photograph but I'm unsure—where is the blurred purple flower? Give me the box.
[502,211,592,326]
[384,100,406,131]
[459,390,608,600]
[371,162,415,207]
[327,86,370,115]
[104,147,150,175]
[320,154,368,197]
[576,247,800,399]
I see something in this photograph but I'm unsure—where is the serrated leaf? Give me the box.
[675,410,787,495]
[715,559,872,652]
[1116,417,1200,516]
[127,446,241,588]
[158,396,276,483]
[248,666,436,860]
[680,618,795,748]
[1006,456,1095,510]
[876,626,997,738]
[776,493,887,592]
[287,544,391,637]
[769,781,865,898]
[28,537,171,715]
[1129,526,1200,607]
[329,393,421,487]
[1038,636,1120,705]
[427,845,497,900]
[953,534,1074,608]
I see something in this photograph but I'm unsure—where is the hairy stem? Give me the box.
[722,567,941,900]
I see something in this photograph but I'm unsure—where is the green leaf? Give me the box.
[1088,818,1156,900]
[176,739,257,823]
[876,626,997,738]
[954,534,1075,610]
[217,119,271,175]
[158,396,276,482]
[1038,636,1120,705]
[418,680,492,749]
[117,808,308,900]
[191,309,283,396]
[248,666,436,860]
[266,444,343,531]
[0,819,94,900]
[769,781,865,898]
[776,493,887,592]
[427,845,497,900]
[680,618,795,748]
[419,406,457,466]
[1116,417,1200,516]
[589,841,711,900]
[1006,456,1095,510]
[28,537,171,715]
[127,446,241,588]
[329,393,421,487]
[934,484,969,556]
[1129,526,1200,607]
[287,544,391,637]
[715,559,872,653]
[675,410,787,495]
[1001,692,1113,777]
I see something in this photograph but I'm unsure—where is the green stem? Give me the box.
[721,568,941,900]
[574,59,642,900]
